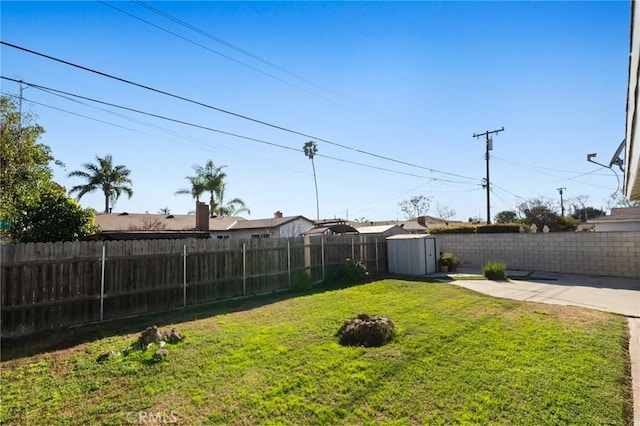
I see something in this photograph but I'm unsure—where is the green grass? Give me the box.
[1,279,631,425]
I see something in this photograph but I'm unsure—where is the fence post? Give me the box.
[183,245,187,307]
[375,238,379,272]
[321,237,325,279]
[303,235,311,279]
[100,245,106,322]
[351,237,355,260]
[242,243,246,296]
[287,240,291,287]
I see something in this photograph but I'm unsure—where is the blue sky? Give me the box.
[1,1,630,222]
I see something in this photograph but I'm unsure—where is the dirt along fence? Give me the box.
[1,235,388,338]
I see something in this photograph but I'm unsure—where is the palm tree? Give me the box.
[177,160,249,217]
[175,173,206,203]
[68,154,133,213]
[303,141,320,220]
[196,160,227,216]
[215,182,250,216]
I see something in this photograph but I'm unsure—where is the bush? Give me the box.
[483,261,506,280]
[429,225,475,234]
[439,252,460,269]
[335,258,369,284]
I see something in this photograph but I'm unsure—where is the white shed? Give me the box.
[386,234,440,275]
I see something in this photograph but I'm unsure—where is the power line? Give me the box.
[0,41,478,182]
[97,1,327,101]
[130,0,329,94]
[2,76,479,187]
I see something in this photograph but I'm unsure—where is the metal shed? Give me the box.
[386,234,440,275]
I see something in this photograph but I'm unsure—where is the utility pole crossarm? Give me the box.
[473,127,505,225]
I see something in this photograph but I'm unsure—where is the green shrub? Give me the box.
[439,252,460,269]
[291,270,313,292]
[483,261,506,280]
[335,258,369,283]
[429,225,475,234]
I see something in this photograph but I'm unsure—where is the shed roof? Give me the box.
[386,234,438,240]
[356,224,407,234]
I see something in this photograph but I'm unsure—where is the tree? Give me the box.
[158,207,171,215]
[177,160,249,216]
[517,197,577,232]
[175,174,206,203]
[1,96,51,221]
[1,95,98,242]
[607,190,640,209]
[569,195,605,222]
[215,182,250,216]
[11,185,98,242]
[398,195,431,219]
[435,204,456,221]
[195,160,227,215]
[68,154,133,213]
[303,141,320,220]
[494,210,519,224]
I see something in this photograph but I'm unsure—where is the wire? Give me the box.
[3,76,481,186]
[0,41,479,182]
[130,0,329,93]
[96,1,327,101]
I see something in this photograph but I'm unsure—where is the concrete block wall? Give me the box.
[438,231,640,279]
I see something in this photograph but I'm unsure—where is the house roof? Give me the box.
[355,224,408,234]
[353,216,449,232]
[95,213,245,232]
[227,215,313,230]
[588,207,640,223]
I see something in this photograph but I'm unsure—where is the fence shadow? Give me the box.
[0,277,372,362]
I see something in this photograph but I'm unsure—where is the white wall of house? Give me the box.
[594,221,640,232]
[626,0,640,200]
[276,219,314,238]
[217,218,315,239]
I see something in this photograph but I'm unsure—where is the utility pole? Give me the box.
[473,127,504,224]
[18,82,26,129]
[557,187,566,217]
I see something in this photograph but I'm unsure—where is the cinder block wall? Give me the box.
[438,232,640,279]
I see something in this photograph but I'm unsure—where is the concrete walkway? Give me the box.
[438,269,640,425]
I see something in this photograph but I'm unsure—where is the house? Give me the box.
[92,211,244,240]
[217,211,314,239]
[588,207,640,232]
[625,1,640,201]
[93,208,314,240]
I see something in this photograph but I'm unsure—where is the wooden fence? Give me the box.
[0,235,387,338]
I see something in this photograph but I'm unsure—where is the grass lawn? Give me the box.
[0,279,632,425]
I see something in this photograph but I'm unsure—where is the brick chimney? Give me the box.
[274,211,283,218]
[417,216,426,226]
[196,202,210,230]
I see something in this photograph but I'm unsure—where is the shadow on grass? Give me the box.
[0,276,376,362]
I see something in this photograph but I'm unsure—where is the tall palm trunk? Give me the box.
[311,158,319,221]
